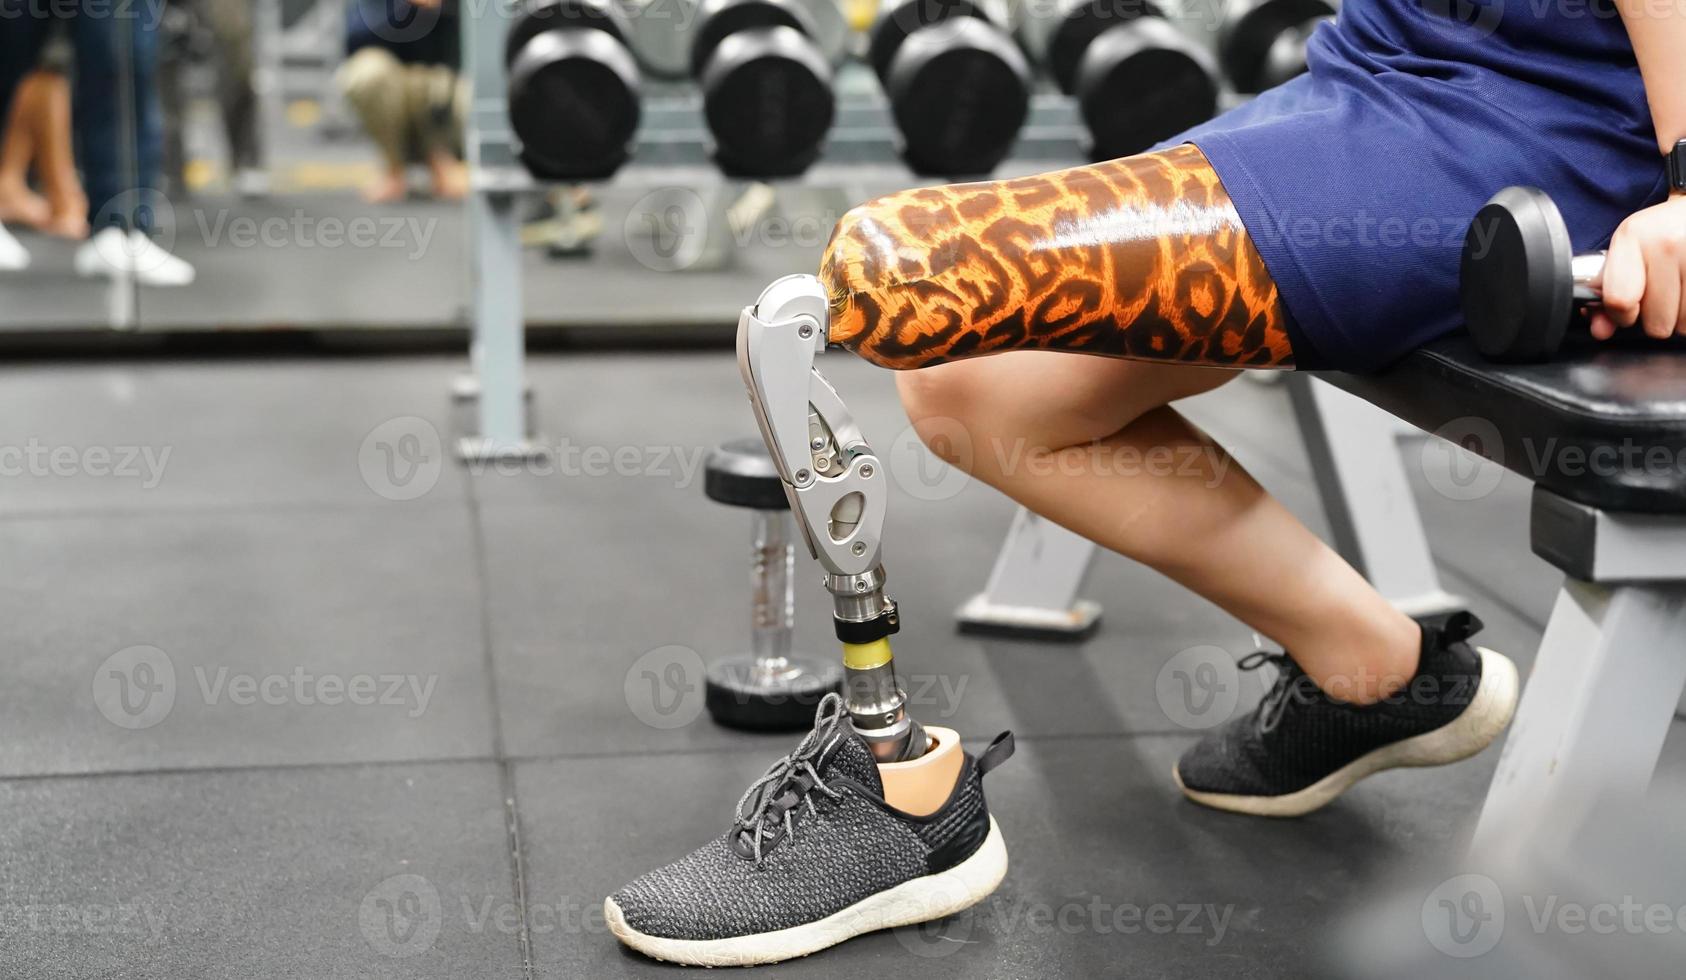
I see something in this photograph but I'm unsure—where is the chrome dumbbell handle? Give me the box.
[749,509,796,678]
[1571,252,1606,304]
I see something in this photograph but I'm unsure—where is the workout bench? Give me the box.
[966,334,1686,857]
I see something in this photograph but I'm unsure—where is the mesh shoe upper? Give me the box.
[1176,612,1487,797]
[611,696,1000,942]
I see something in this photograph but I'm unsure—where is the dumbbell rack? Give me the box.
[452,0,1103,461]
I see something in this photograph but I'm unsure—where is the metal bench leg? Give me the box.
[1289,375,1465,618]
[1471,580,1686,859]
[955,508,1101,640]
[455,7,544,463]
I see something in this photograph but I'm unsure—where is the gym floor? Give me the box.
[3,350,1681,977]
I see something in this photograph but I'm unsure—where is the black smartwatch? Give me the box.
[1670,138,1686,194]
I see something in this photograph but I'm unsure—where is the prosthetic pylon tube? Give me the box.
[736,275,929,763]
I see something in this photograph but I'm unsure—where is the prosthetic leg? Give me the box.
[737,274,930,763]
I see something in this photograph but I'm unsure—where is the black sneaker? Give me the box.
[1173,611,1518,817]
[606,694,1015,966]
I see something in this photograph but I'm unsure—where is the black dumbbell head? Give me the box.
[705,655,844,731]
[1218,0,1334,93]
[506,0,641,180]
[1044,0,1161,94]
[1074,18,1217,158]
[883,16,1031,177]
[508,29,643,180]
[507,0,630,65]
[705,437,792,509]
[1461,186,1576,362]
[699,26,835,177]
[691,0,811,76]
[868,0,1000,80]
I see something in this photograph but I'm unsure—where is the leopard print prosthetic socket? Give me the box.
[820,144,1294,370]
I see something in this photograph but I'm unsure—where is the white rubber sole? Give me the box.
[1175,648,1520,818]
[605,816,1008,967]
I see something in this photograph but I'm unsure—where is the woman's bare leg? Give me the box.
[0,73,52,229]
[31,71,87,240]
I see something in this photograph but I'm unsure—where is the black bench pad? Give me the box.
[1319,334,1686,515]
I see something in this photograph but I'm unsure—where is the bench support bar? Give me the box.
[1471,579,1686,860]
[956,509,1101,640]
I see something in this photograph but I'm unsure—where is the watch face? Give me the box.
[1673,139,1686,192]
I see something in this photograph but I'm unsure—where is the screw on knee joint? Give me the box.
[828,566,928,763]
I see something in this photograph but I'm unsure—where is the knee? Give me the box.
[337,47,401,106]
[895,367,986,470]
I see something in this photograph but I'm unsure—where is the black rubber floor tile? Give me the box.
[0,357,468,513]
[0,761,520,979]
[0,506,494,776]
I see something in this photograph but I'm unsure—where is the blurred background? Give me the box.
[0,0,1291,340]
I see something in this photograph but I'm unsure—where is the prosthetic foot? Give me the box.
[607,276,1017,966]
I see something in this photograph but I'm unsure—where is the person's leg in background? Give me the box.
[68,1,195,285]
[337,45,412,203]
[0,0,52,269]
[0,73,54,230]
[29,31,90,239]
[201,0,265,195]
[823,144,1516,815]
[407,62,467,200]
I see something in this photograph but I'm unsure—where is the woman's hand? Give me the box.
[1591,194,1686,341]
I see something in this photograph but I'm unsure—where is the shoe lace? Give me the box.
[1238,649,1311,736]
[731,693,848,864]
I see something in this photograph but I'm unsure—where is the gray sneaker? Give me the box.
[606,694,1015,966]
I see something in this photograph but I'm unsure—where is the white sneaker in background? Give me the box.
[0,222,30,271]
[74,227,196,287]
[232,168,272,200]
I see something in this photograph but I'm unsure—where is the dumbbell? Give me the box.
[1020,0,1218,160]
[690,0,836,178]
[1218,0,1335,94]
[869,0,1032,177]
[506,0,643,180]
[1460,186,1609,362]
[623,0,850,79]
[702,438,844,731]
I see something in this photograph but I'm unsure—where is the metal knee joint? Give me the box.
[736,274,927,762]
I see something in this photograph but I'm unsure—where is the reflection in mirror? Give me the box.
[0,0,472,333]
[131,0,467,330]
[0,0,171,327]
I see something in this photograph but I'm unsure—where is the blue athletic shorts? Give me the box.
[1172,0,1666,371]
